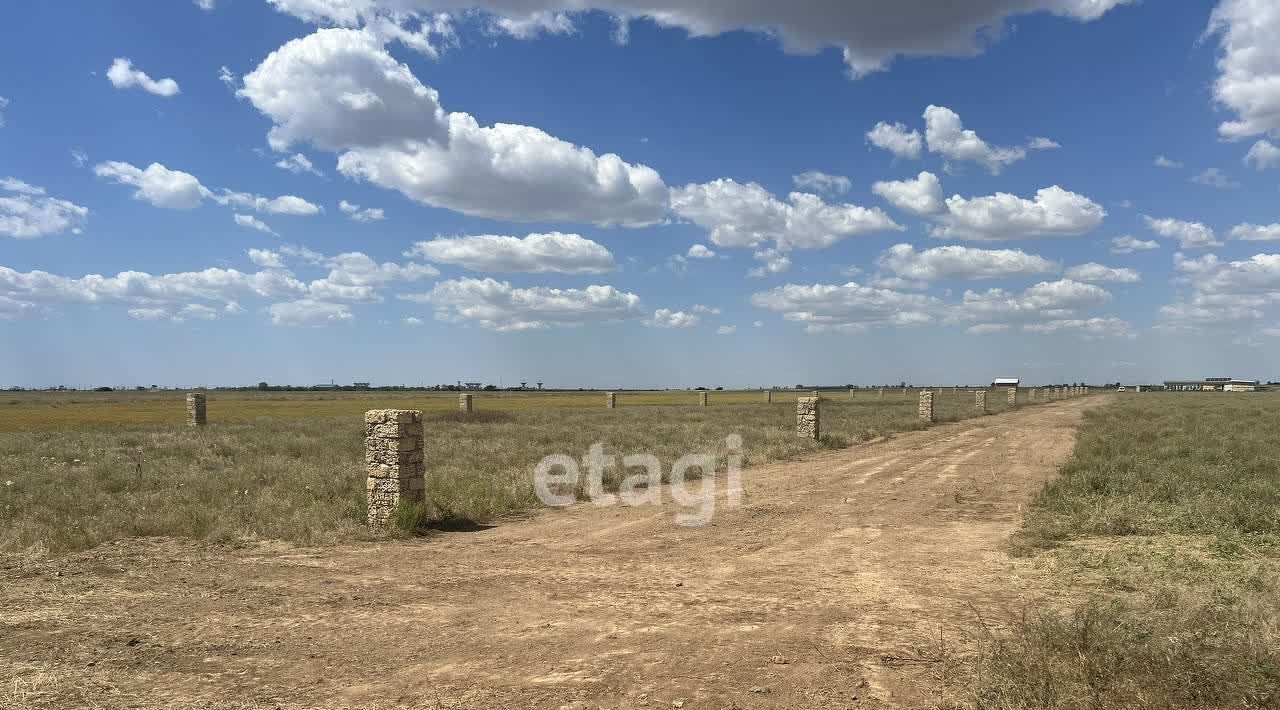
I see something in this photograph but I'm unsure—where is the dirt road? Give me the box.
[1,397,1106,709]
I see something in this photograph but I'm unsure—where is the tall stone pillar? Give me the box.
[796,397,820,440]
[606,392,617,409]
[459,393,473,413]
[918,390,934,422]
[1007,387,1017,406]
[699,391,709,406]
[186,392,207,427]
[975,390,987,413]
[849,388,856,398]
[365,409,425,528]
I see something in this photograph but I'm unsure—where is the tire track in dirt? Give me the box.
[0,397,1108,709]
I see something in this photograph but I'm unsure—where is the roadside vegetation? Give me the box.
[0,388,1027,557]
[955,394,1280,709]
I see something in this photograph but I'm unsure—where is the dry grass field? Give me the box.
[0,387,1022,556]
[954,393,1280,709]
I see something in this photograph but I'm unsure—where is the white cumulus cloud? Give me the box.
[644,308,700,328]
[671,178,901,252]
[1208,0,1280,140]
[409,277,643,331]
[923,105,1026,174]
[106,58,180,97]
[1063,263,1140,283]
[234,214,278,236]
[406,232,614,274]
[1231,223,1280,241]
[338,199,385,222]
[1143,215,1223,249]
[0,178,89,239]
[240,28,667,227]
[270,299,353,326]
[877,243,1058,281]
[792,171,851,195]
[875,171,1104,241]
[1110,235,1159,254]
[866,121,922,159]
[1245,139,1280,170]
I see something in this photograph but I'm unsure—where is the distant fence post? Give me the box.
[459,393,473,413]
[796,396,820,440]
[606,392,617,409]
[767,390,773,403]
[699,391,709,407]
[365,409,425,529]
[1007,387,1017,406]
[186,392,207,427]
[918,390,934,422]
[975,390,987,413]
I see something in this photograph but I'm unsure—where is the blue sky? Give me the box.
[2,0,1279,388]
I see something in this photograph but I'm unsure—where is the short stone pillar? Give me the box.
[796,397,820,440]
[186,392,207,427]
[365,409,425,528]
[699,391,709,406]
[918,390,934,422]
[1007,387,1017,406]
[458,393,473,413]
[975,390,987,413]
[606,392,617,409]
[849,388,856,398]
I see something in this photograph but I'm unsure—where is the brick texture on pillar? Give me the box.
[606,392,617,409]
[918,390,934,422]
[365,409,425,528]
[796,396,820,440]
[975,390,987,413]
[1007,387,1017,405]
[186,392,207,427]
[699,391,709,406]
[458,393,473,413]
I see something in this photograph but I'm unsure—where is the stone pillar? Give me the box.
[975,390,987,413]
[365,410,425,528]
[1007,387,1017,406]
[878,388,884,399]
[849,388,856,398]
[458,393,473,413]
[796,397,820,440]
[767,390,773,403]
[1030,388,1038,401]
[902,387,908,397]
[918,390,934,422]
[606,392,617,409]
[699,391,709,406]
[186,392,207,427]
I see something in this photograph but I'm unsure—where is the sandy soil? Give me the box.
[0,397,1106,709]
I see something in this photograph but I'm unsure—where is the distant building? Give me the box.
[464,382,484,390]
[352,382,371,389]
[992,378,1020,388]
[1163,377,1258,392]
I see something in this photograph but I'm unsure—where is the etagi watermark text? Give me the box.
[533,434,744,527]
